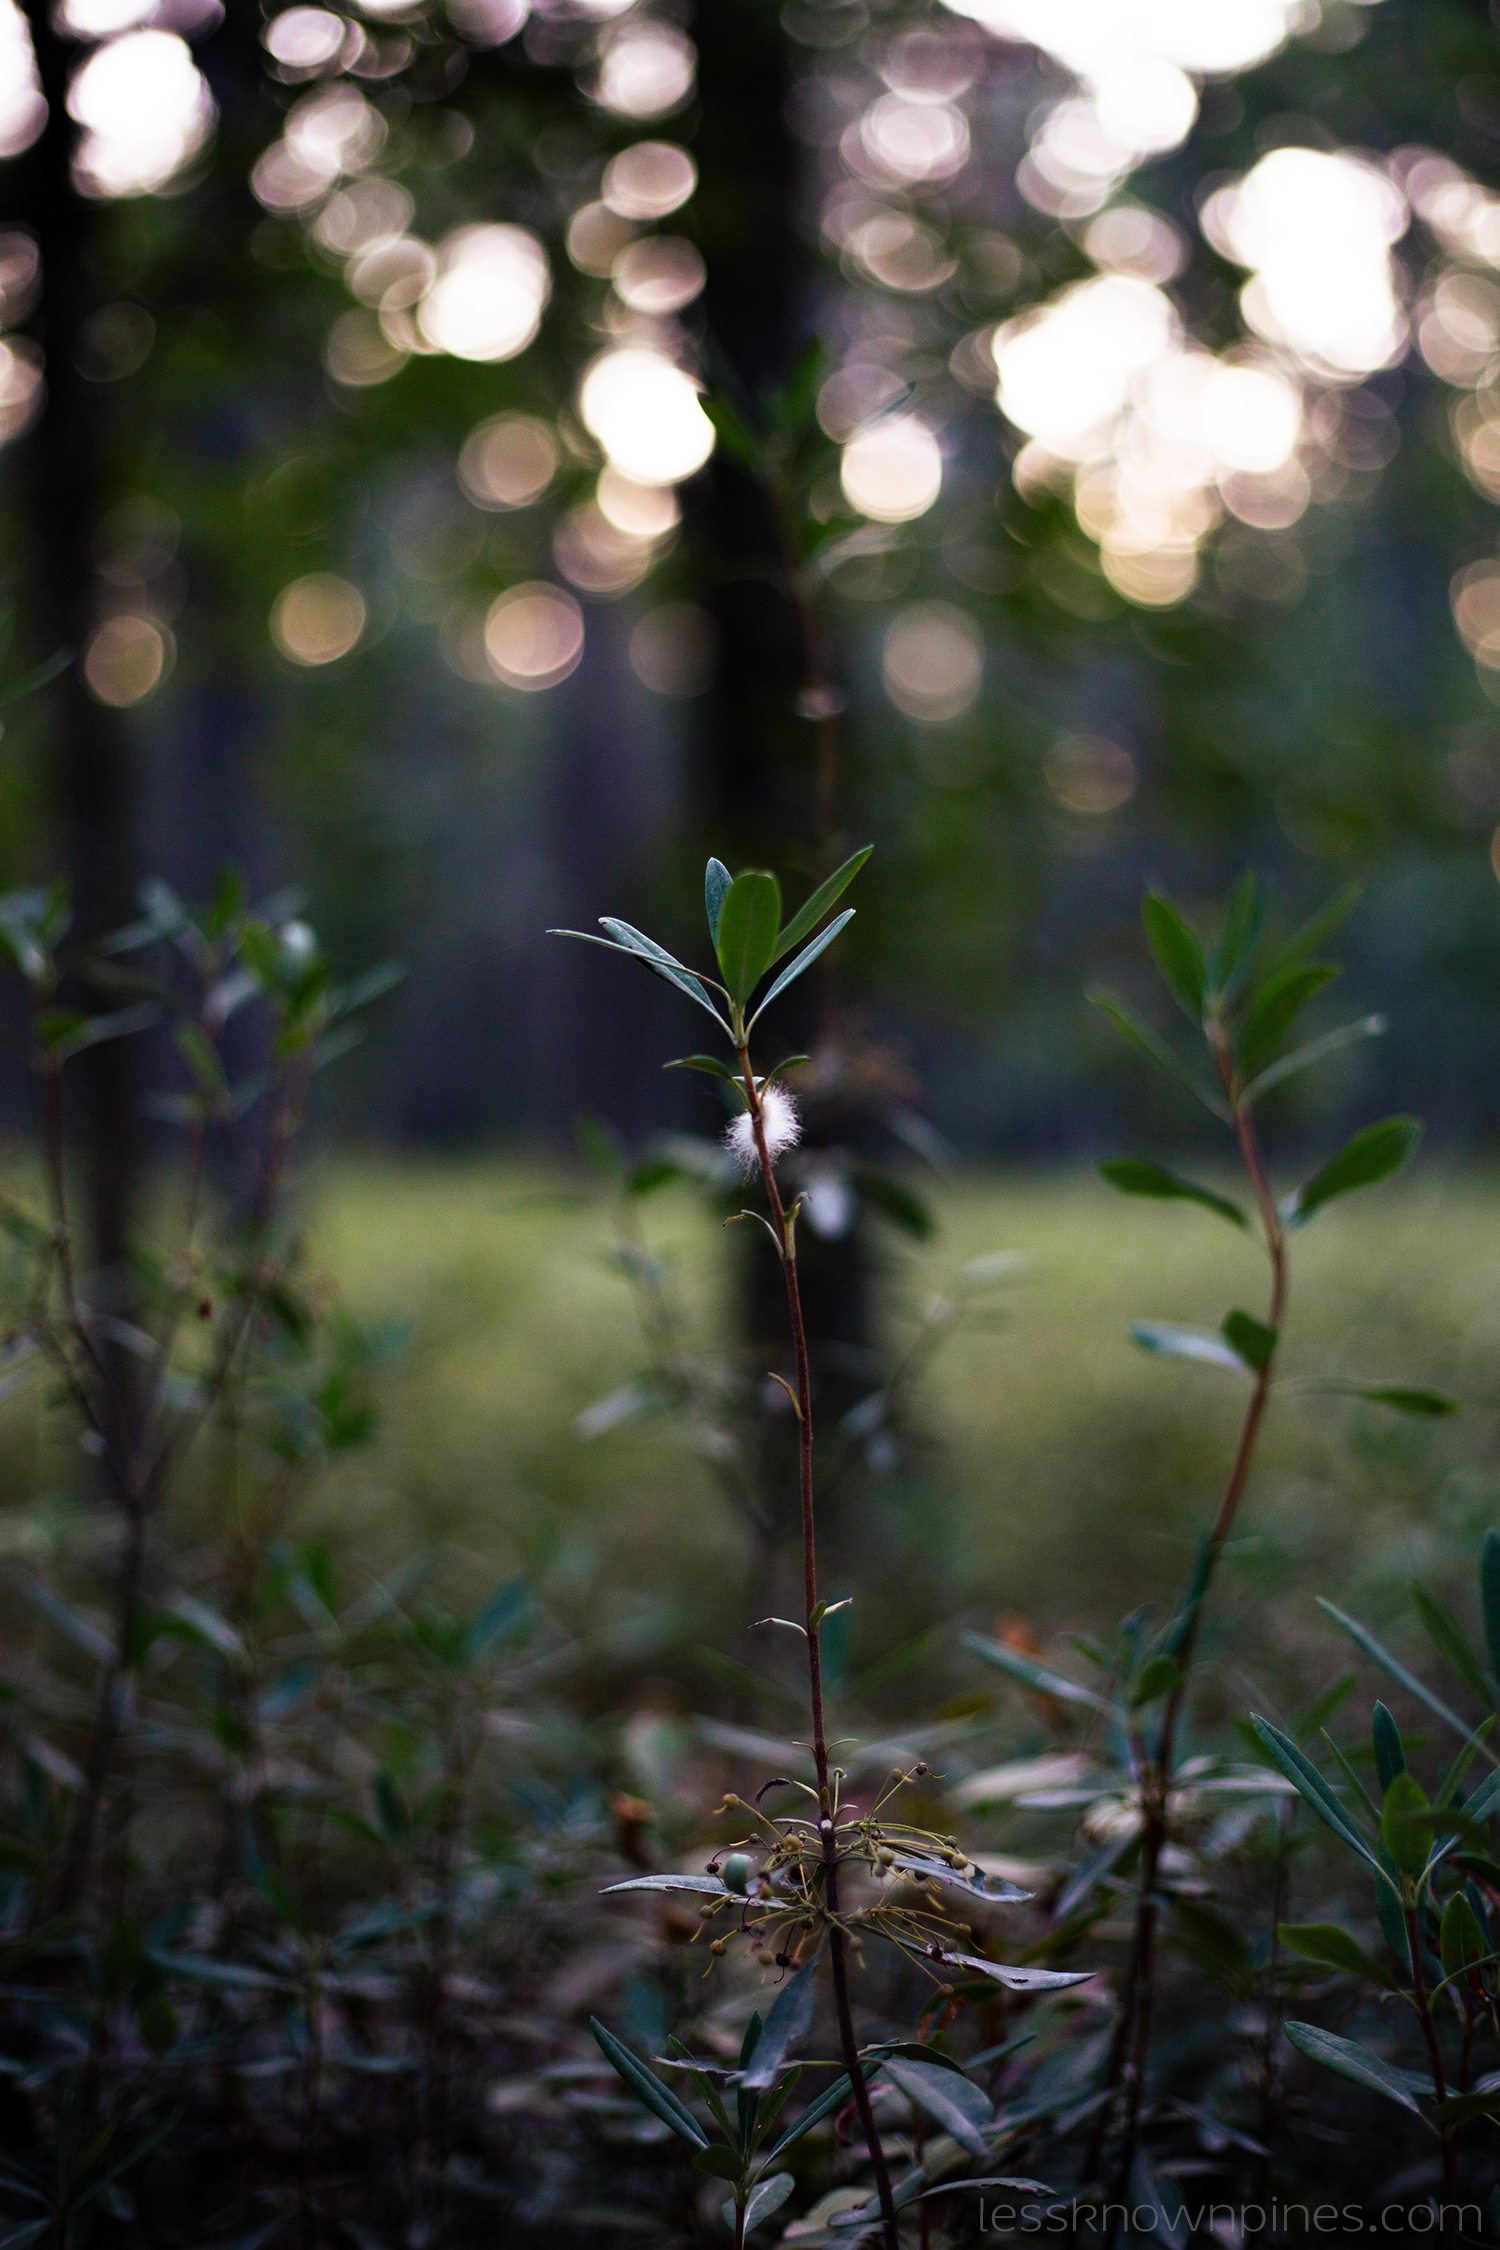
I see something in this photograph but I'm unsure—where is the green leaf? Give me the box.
[591,2017,709,2147]
[1273,882,1362,971]
[464,1577,531,1663]
[1481,1529,1500,1687]
[848,1167,933,1239]
[1440,1891,1486,1984]
[750,911,854,1024]
[1129,1654,1183,1709]
[772,846,872,962]
[1236,962,1339,1084]
[1412,1586,1488,1703]
[742,2174,795,2231]
[602,1874,728,1898]
[1131,1322,1249,1377]
[701,393,759,470]
[1141,892,1207,1023]
[1222,1309,1277,1374]
[1282,2021,1424,2114]
[1098,1159,1246,1229]
[1248,1715,1380,1873]
[962,1629,1112,1713]
[1238,1014,1386,1106]
[1290,1116,1422,1226]
[1432,2085,1500,2127]
[715,873,782,1004]
[1316,1384,1457,1418]
[740,1956,818,2091]
[1087,987,1230,1118]
[765,2066,873,2160]
[1317,1601,1474,1745]
[705,858,732,943]
[1380,1771,1431,1878]
[665,1053,740,1085]
[1372,1702,1405,1793]
[692,2145,743,2184]
[877,2054,993,2159]
[550,927,725,1024]
[1280,1922,1393,1987]
[1209,871,1266,1001]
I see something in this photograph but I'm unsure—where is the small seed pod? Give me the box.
[722,1853,751,1896]
[915,1762,928,1776]
[710,1938,728,1956]
[699,1901,718,1919]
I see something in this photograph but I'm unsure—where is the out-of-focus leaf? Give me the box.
[848,1167,933,1239]
[465,1577,531,1663]
[549,926,725,1025]
[878,2054,993,2158]
[1098,1160,1245,1229]
[1380,1771,1431,1877]
[1411,1588,1487,1703]
[665,1053,739,1085]
[1236,962,1338,1083]
[1141,892,1206,1023]
[1222,1310,1277,1373]
[1279,1922,1394,1987]
[1282,2021,1424,2114]
[1483,1529,1500,1690]
[1289,1117,1421,1226]
[1130,1323,1247,1377]
[962,1631,1111,1713]
[1208,871,1265,1000]
[1087,988,1230,1119]
[1311,1382,1456,1417]
[1239,1014,1385,1105]
[1273,883,1361,971]
[1129,1655,1183,1709]
[1316,1601,1473,1745]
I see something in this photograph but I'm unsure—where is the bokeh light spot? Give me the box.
[484,583,584,690]
[271,573,366,665]
[841,416,942,522]
[83,614,171,706]
[881,600,982,720]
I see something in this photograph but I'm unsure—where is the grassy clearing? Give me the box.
[291,1155,1500,1713]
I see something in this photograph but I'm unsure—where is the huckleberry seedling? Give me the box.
[556,857,1091,2246]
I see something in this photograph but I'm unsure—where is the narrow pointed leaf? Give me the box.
[602,1873,728,1897]
[1141,892,1206,1022]
[590,2017,709,2146]
[1381,1771,1431,1877]
[1290,1117,1422,1226]
[878,2055,993,2159]
[1087,987,1230,1118]
[1098,1159,1246,1228]
[741,2174,796,2230]
[1280,1922,1394,1987]
[1372,1702,1405,1792]
[705,858,732,942]
[1316,1601,1474,1745]
[1249,1715,1380,1871]
[549,929,725,1024]
[665,1053,741,1084]
[1412,1587,1488,1703]
[1239,1014,1385,1106]
[740,1956,818,2090]
[1131,1322,1249,1377]
[1210,871,1265,1001]
[765,2063,878,2160]
[750,910,854,1023]
[962,1629,1111,1713]
[1313,1382,1456,1418]
[917,1943,1094,1991]
[772,846,872,961]
[1282,2020,1424,2114]
[715,872,782,1003]
[1481,1528,1500,1687]
[1273,882,1362,971]
[1236,962,1339,1083]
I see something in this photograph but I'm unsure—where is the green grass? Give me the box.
[293,1156,1500,1713]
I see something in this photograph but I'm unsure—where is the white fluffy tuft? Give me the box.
[724,1085,801,1174]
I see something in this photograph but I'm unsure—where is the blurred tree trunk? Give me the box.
[16,0,139,1304]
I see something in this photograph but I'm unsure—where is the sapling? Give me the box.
[555,857,1091,2243]
[963,876,1451,2203]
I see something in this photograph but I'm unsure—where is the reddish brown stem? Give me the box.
[1098,1078,1287,2206]
[737,1043,899,2250]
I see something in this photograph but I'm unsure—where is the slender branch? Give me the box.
[736,1040,899,2250]
[1097,1066,1288,2204]
[1405,1905,1459,2233]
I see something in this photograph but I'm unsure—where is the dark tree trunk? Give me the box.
[15,0,139,1296]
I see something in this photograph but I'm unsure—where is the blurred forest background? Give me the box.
[5,0,1500,1166]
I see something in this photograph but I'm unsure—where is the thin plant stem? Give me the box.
[736,1040,899,2250]
[1097,1069,1288,2203]
[1404,1905,1458,2232]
